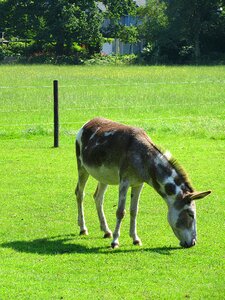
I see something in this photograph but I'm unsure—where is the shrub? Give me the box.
[84,54,138,65]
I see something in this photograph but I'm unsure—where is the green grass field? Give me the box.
[0,65,224,299]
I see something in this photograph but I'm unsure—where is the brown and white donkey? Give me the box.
[75,118,211,248]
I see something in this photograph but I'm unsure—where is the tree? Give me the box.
[102,0,138,43]
[102,0,137,22]
[0,0,39,40]
[167,0,225,62]
[0,0,103,56]
[138,0,168,62]
[38,0,103,55]
[137,0,225,63]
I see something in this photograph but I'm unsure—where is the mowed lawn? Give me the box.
[0,65,224,299]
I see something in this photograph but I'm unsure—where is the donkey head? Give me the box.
[167,190,211,248]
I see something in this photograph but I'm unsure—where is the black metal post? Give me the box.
[53,80,59,147]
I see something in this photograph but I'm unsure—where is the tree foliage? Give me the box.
[167,0,225,62]
[0,0,225,63]
[137,0,225,63]
[138,0,168,61]
[101,0,138,43]
[102,0,136,19]
[0,0,103,56]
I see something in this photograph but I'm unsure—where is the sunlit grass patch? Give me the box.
[0,65,224,299]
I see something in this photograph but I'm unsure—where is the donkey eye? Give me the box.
[187,211,194,219]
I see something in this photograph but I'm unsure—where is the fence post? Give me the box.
[53,80,59,147]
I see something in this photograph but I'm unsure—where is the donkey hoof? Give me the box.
[133,240,142,246]
[111,242,119,249]
[79,230,88,236]
[104,232,113,239]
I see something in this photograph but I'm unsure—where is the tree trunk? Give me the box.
[194,30,200,64]
[55,41,64,56]
[193,8,201,64]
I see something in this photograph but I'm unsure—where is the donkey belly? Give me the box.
[84,163,120,185]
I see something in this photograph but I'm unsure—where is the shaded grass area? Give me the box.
[0,66,225,299]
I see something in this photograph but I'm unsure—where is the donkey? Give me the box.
[75,117,211,248]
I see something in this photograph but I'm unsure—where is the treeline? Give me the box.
[0,0,225,64]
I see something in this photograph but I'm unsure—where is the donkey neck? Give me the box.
[147,149,193,207]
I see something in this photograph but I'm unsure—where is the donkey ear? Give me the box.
[189,190,211,201]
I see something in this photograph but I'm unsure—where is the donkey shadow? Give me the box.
[1,234,181,256]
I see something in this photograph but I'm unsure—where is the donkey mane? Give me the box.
[168,156,194,192]
[150,141,194,193]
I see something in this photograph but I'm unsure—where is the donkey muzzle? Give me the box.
[180,239,196,248]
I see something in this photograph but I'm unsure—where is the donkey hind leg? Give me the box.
[75,166,89,236]
[93,182,112,239]
[130,184,143,246]
[111,179,130,248]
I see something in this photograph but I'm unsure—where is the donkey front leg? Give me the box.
[111,179,130,248]
[75,166,89,235]
[130,184,143,246]
[93,182,112,238]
